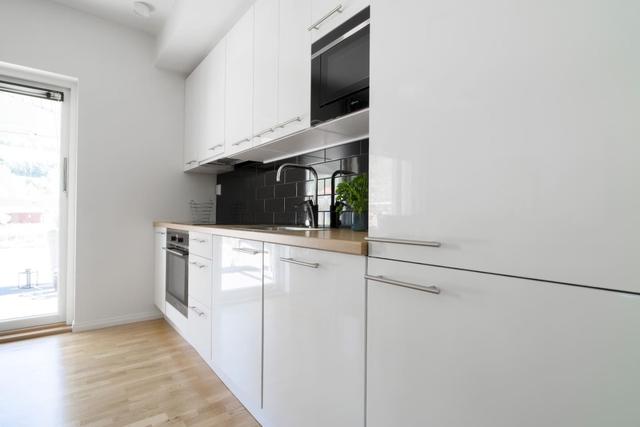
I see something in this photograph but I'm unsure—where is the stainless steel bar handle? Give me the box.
[189,260,207,269]
[365,274,441,295]
[232,137,251,147]
[186,160,197,165]
[163,247,187,257]
[364,236,442,248]
[233,247,262,255]
[278,116,302,128]
[254,127,275,138]
[280,257,320,269]
[193,238,207,243]
[189,306,206,317]
[208,144,224,151]
[307,4,343,31]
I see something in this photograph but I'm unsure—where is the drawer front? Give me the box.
[189,231,213,259]
[187,296,212,362]
[188,254,212,308]
[366,257,640,427]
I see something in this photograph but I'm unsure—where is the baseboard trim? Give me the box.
[72,311,162,332]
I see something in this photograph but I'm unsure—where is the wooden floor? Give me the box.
[0,319,260,427]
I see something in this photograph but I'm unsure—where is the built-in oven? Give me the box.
[165,229,189,316]
[311,6,370,125]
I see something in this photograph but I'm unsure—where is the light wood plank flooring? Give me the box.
[0,319,260,427]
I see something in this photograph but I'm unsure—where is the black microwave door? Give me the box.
[312,25,370,122]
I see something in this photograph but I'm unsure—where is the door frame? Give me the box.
[0,61,79,331]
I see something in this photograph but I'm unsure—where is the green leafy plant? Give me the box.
[336,174,368,215]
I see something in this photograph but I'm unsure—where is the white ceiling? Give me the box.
[155,0,255,74]
[50,0,176,35]
[47,0,255,74]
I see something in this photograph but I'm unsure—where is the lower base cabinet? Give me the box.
[187,296,211,362]
[154,227,166,314]
[366,257,640,427]
[212,237,263,414]
[262,244,365,427]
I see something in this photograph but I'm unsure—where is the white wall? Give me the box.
[0,0,215,329]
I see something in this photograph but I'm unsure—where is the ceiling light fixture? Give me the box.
[133,1,154,18]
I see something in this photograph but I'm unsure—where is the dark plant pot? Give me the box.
[352,211,368,231]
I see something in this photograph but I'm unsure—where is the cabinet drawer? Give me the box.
[366,257,640,427]
[187,296,212,363]
[188,254,212,308]
[189,231,213,259]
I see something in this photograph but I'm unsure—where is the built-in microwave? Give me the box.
[311,6,370,126]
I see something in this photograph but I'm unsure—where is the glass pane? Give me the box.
[0,90,62,322]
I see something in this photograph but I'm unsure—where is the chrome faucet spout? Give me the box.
[276,163,319,227]
[276,163,319,204]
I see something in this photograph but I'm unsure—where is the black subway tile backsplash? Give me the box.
[257,185,274,200]
[274,182,297,198]
[216,140,368,227]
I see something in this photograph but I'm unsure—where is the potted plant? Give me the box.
[335,174,368,231]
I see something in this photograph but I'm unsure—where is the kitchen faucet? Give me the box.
[276,163,319,228]
[330,169,356,228]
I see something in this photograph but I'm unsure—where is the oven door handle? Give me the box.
[163,247,188,257]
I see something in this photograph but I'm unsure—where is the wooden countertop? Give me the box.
[154,222,368,256]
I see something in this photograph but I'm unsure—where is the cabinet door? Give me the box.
[154,228,166,314]
[366,257,640,427]
[368,0,640,293]
[309,0,369,42]
[184,66,202,170]
[187,296,211,362]
[188,254,212,309]
[263,244,365,427]
[199,39,226,161]
[276,0,311,138]
[212,237,263,413]
[252,0,279,147]
[225,7,254,155]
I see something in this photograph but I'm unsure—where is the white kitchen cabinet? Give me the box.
[368,0,640,292]
[184,39,226,167]
[253,0,311,147]
[154,227,166,314]
[200,39,226,161]
[212,237,263,413]
[308,0,369,42]
[189,231,213,260]
[252,0,279,147]
[187,296,212,362]
[183,65,200,170]
[188,254,212,309]
[276,0,311,137]
[262,244,365,427]
[366,257,640,427]
[225,6,254,156]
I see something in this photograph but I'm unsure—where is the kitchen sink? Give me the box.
[232,225,326,232]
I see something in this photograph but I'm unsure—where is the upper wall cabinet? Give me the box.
[277,0,312,137]
[308,0,370,42]
[252,0,279,147]
[368,1,640,293]
[225,6,255,156]
[184,38,226,171]
[252,0,312,148]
